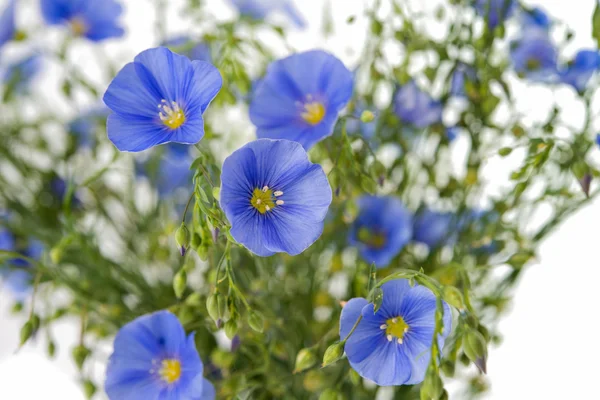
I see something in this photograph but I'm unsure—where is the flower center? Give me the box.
[69,17,88,36]
[357,227,387,249]
[526,57,541,71]
[250,186,284,214]
[380,316,409,344]
[158,100,186,129]
[300,99,326,125]
[158,359,182,384]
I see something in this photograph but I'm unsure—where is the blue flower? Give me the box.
[162,36,212,62]
[40,0,124,41]
[346,101,377,140]
[339,279,452,386]
[69,106,110,148]
[0,0,16,50]
[560,50,600,92]
[449,64,477,98]
[0,237,44,301]
[249,50,353,150]
[413,210,455,249]
[348,196,413,268]
[521,7,550,32]
[105,310,215,400]
[228,0,306,28]
[136,144,193,197]
[3,54,41,95]
[393,81,442,128]
[596,133,600,147]
[0,227,15,251]
[103,47,222,152]
[445,127,459,142]
[510,31,558,82]
[220,139,332,256]
[473,0,516,29]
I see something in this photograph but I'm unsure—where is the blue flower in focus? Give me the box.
[413,209,455,249]
[0,0,16,50]
[339,279,452,386]
[473,0,516,29]
[349,196,413,268]
[105,310,215,400]
[40,0,124,41]
[228,0,306,28]
[393,81,443,129]
[220,139,332,256]
[162,36,212,62]
[450,63,477,98]
[249,50,353,150]
[3,54,41,95]
[69,107,110,148]
[560,50,600,93]
[103,47,222,152]
[521,7,550,32]
[510,31,558,82]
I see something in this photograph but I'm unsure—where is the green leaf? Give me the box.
[593,3,600,48]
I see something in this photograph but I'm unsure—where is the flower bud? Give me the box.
[247,310,264,333]
[47,340,57,358]
[224,319,238,339]
[294,348,318,373]
[442,286,464,310]
[175,223,191,256]
[49,246,63,264]
[173,269,187,299]
[322,341,345,367]
[206,293,220,322]
[463,329,488,374]
[185,292,202,306]
[190,232,202,250]
[319,388,342,400]
[72,345,91,370]
[421,369,444,399]
[19,321,33,346]
[83,380,96,399]
[30,314,41,332]
[360,110,376,123]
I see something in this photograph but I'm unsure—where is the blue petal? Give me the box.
[40,0,76,25]
[413,210,454,248]
[281,2,306,28]
[378,279,413,320]
[103,62,160,118]
[80,0,124,41]
[344,302,386,364]
[107,113,170,152]
[228,208,275,257]
[0,228,15,251]
[189,61,223,113]
[189,378,216,400]
[0,0,16,48]
[339,297,368,339]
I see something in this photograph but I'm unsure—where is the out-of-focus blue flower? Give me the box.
[450,64,477,98]
[0,0,16,50]
[346,101,377,140]
[49,177,81,207]
[250,50,353,150]
[105,310,215,400]
[220,139,332,257]
[103,47,222,152]
[521,7,550,32]
[69,107,110,148]
[559,50,600,93]
[136,144,193,198]
[1,237,44,301]
[228,0,306,28]
[349,196,413,268]
[40,0,124,41]
[473,0,516,29]
[510,31,558,82]
[596,133,600,147]
[393,81,443,129]
[413,209,455,249]
[445,127,459,142]
[459,208,501,255]
[3,54,41,94]
[0,227,15,251]
[339,279,452,386]
[162,36,212,62]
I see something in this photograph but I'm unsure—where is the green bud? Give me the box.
[185,292,203,306]
[360,110,376,123]
[175,223,191,256]
[72,345,91,370]
[294,348,318,373]
[83,380,96,399]
[224,319,238,339]
[191,232,202,250]
[49,246,63,264]
[319,388,342,400]
[440,359,455,377]
[173,269,187,299]
[442,286,464,310]
[217,293,227,319]
[421,369,444,399]
[463,329,488,374]
[206,293,220,322]
[20,321,33,346]
[11,302,23,313]
[247,310,264,333]
[498,147,513,157]
[31,314,41,332]
[47,340,57,358]
[322,341,345,367]
[197,244,209,261]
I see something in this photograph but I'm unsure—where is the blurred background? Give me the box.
[1,0,599,398]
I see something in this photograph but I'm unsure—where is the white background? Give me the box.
[1,0,599,398]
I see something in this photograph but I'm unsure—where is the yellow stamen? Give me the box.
[251,187,276,214]
[159,100,186,130]
[384,316,409,342]
[70,17,88,36]
[301,101,326,125]
[357,227,386,249]
[158,359,182,384]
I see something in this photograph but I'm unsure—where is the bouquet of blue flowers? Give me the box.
[2,0,600,398]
